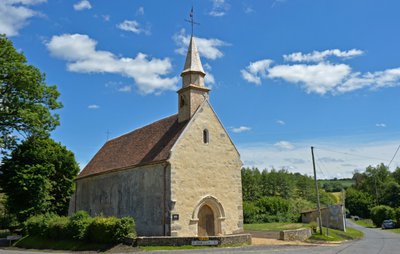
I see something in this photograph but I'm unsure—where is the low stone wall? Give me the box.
[125,234,251,247]
[279,228,312,241]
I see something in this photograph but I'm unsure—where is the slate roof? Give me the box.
[77,114,188,179]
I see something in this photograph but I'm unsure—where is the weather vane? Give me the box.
[185,6,199,36]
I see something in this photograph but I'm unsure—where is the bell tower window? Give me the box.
[180,95,185,108]
[203,129,209,144]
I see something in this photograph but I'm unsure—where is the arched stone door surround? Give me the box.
[191,195,225,236]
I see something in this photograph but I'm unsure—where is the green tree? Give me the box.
[0,137,79,222]
[0,34,62,153]
[381,181,400,208]
[370,205,395,226]
[392,167,400,185]
[241,167,262,201]
[345,187,373,218]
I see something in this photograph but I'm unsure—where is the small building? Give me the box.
[301,204,346,231]
[69,36,244,237]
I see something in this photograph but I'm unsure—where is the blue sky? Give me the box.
[3,0,400,178]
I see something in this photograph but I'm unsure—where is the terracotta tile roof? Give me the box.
[77,114,188,179]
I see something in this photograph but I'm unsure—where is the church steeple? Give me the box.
[178,36,210,123]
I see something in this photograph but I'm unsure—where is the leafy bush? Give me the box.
[46,216,69,240]
[370,205,395,226]
[66,211,93,240]
[88,216,119,243]
[24,212,135,243]
[24,214,57,237]
[394,208,400,227]
[115,217,136,241]
[243,201,259,224]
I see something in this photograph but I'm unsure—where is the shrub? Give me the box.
[243,201,260,224]
[88,216,136,243]
[46,216,69,240]
[115,217,136,241]
[66,211,93,240]
[24,212,135,244]
[395,208,400,227]
[88,216,119,243]
[24,213,57,237]
[370,205,395,226]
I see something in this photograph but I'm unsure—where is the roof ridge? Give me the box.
[106,113,178,143]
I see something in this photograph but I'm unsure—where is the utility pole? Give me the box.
[311,146,323,235]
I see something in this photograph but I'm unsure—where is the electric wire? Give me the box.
[388,144,400,168]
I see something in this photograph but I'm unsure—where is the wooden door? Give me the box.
[198,205,215,236]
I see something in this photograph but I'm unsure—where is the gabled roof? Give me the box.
[77,114,188,179]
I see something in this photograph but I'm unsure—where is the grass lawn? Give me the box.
[141,245,214,251]
[14,235,113,251]
[387,228,400,234]
[352,219,375,228]
[244,222,309,231]
[309,227,363,242]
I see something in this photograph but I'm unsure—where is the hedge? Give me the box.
[24,211,136,243]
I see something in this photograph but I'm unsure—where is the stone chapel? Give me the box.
[70,36,244,237]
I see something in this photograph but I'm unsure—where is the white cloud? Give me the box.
[239,138,400,178]
[73,0,91,11]
[117,20,149,35]
[0,0,46,36]
[276,120,286,125]
[376,123,386,128]
[102,15,110,22]
[174,29,229,60]
[284,49,364,63]
[136,6,144,16]
[241,49,400,95]
[46,34,178,94]
[118,85,132,93]
[209,0,230,17]
[274,141,295,150]
[268,62,351,94]
[240,59,273,85]
[232,126,251,133]
[88,104,99,109]
[203,63,215,86]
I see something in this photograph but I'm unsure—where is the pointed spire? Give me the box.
[181,36,206,76]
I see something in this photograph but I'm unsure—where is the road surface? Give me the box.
[1,220,399,253]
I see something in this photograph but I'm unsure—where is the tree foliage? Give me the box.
[241,167,336,223]
[370,205,395,226]
[0,137,79,222]
[0,34,62,153]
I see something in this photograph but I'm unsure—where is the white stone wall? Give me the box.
[72,163,170,236]
[169,101,244,236]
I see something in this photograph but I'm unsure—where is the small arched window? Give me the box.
[180,95,185,108]
[203,129,209,144]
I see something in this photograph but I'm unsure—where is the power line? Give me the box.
[388,144,400,168]
[315,147,387,162]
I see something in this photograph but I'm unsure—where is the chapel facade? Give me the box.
[70,36,244,237]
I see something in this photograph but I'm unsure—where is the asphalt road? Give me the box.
[0,220,399,254]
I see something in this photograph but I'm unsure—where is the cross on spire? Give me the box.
[185,6,200,36]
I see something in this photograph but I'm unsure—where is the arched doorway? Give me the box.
[191,196,225,236]
[198,205,215,236]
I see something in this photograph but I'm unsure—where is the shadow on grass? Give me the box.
[14,235,115,252]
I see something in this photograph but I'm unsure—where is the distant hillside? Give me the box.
[318,178,354,192]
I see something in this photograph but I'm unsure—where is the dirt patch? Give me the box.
[251,237,313,246]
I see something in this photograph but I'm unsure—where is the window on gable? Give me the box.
[203,129,209,144]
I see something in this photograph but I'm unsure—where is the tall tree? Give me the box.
[0,35,62,154]
[0,137,79,222]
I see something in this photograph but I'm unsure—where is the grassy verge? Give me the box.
[352,219,375,228]
[387,228,400,234]
[244,222,309,231]
[308,227,363,242]
[141,245,213,251]
[14,235,113,251]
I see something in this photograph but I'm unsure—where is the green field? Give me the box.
[308,227,363,242]
[318,179,354,188]
[244,222,309,231]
